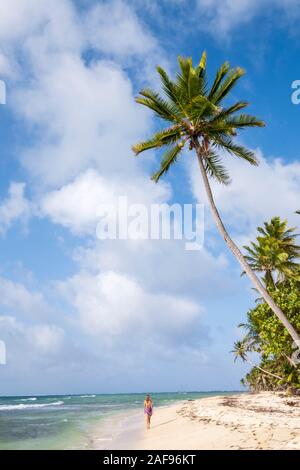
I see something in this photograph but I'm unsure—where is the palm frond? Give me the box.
[225,114,265,129]
[203,151,231,185]
[212,101,249,122]
[210,67,245,104]
[208,61,230,100]
[196,51,207,75]
[176,55,207,104]
[136,89,181,122]
[231,340,249,363]
[178,56,193,80]
[132,126,183,155]
[156,66,183,108]
[185,95,218,122]
[151,142,184,182]
[214,137,259,165]
[133,53,265,189]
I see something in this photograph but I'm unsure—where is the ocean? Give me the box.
[0,392,235,449]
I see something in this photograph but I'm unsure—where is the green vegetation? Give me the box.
[243,217,300,288]
[233,218,300,392]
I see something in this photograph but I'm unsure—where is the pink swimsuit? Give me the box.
[144,405,153,416]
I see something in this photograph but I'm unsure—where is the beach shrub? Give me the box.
[234,217,300,392]
[239,279,300,391]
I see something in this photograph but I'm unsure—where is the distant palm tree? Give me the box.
[232,339,283,381]
[132,53,300,346]
[243,217,300,288]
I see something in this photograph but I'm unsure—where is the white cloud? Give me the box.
[0,1,258,393]
[0,314,75,369]
[0,0,82,49]
[57,270,208,355]
[14,56,151,187]
[0,276,51,319]
[0,0,163,188]
[190,150,300,244]
[0,182,31,235]
[0,53,11,76]
[196,0,262,36]
[0,0,83,78]
[73,236,233,299]
[196,0,300,37]
[85,1,157,57]
[0,279,89,390]
[27,324,65,354]
[40,168,170,235]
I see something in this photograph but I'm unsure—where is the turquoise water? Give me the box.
[0,392,236,449]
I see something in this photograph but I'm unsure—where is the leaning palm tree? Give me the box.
[243,217,300,288]
[132,53,300,347]
[232,339,283,381]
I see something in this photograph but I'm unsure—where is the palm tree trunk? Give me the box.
[247,359,283,381]
[193,139,300,347]
[283,353,297,368]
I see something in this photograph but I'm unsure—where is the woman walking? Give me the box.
[144,394,153,430]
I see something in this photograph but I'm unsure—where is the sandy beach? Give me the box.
[94,392,300,450]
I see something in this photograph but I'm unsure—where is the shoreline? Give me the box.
[87,409,143,450]
[88,403,181,450]
[93,392,300,450]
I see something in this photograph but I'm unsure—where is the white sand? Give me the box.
[94,392,300,450]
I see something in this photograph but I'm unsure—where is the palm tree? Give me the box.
[232,339,283,381]
[243,217,300,288]
[132,53,300,347]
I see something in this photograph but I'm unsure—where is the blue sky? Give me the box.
[0,0,300,396]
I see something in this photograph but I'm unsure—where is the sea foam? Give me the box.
[19,397,37,402]
[0,401,64,411]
